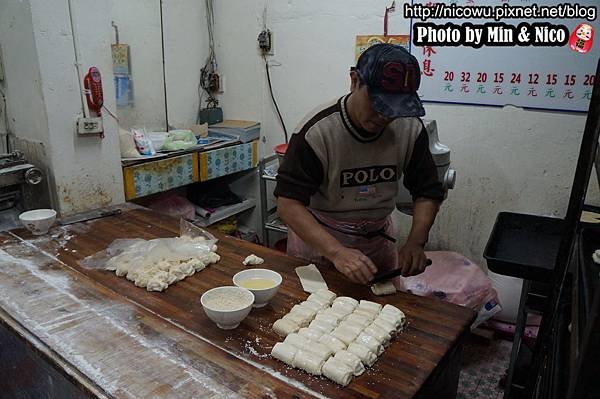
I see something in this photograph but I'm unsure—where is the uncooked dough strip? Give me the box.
[334,350,365,376]
[347,343,377,367]
[319,334,347,353]
[292,349,327,376]
[355,333,384,355]
[271,342,298,365]
[272,318,300,337]
[295,264,328,293]
[371,280,397,296]
[322,357,354,386]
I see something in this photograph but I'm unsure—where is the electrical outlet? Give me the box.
[258,29,274,55]
[77,117,103,135]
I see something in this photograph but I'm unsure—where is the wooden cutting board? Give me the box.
[0,207,474,398]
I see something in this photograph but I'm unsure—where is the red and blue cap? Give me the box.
[355,44,425,118]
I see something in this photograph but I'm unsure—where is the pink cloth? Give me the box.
[286,210,397,272]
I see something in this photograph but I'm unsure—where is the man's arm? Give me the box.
[277,196,377,284]
[397,197,440,276]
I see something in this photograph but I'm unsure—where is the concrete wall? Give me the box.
[109,0,167,131]
[0,0,125,216]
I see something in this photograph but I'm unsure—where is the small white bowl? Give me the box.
[200,286,255,330]
[19,209,57,235]
[233,268,282,308]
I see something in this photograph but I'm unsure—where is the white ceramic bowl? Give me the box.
[233,268,282,308]
[200,286,255,330]
[19,209,57,235]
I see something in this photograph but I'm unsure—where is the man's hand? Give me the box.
[397,242,428,277]
[330,247,378,285]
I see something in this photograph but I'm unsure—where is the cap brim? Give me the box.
[368,89,425,118]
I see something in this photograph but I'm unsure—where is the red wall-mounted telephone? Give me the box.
[83,67,104,137]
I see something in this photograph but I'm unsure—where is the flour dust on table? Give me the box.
[270,289,406,386]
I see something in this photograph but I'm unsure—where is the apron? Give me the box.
[286,210,398,273]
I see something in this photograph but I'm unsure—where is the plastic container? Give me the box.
[484,212,564,282]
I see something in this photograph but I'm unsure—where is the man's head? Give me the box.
[349,44,425,133]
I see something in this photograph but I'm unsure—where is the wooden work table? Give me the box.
[0,207,474,398]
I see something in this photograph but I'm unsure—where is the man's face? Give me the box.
[351,84,394,134]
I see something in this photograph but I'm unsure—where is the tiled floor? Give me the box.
[457,336,513,399]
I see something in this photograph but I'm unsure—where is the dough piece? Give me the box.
[593,250,600,264]
[355,333,384,355]
[378,313,402,329]
[380,304,406,326]
[314,312,342,325]
[243,254,264,266]
[290,304,317,320]
[358,300,382,314]
[319,334,347,353]
[337,321,364,336]
[292,349,327,376]
[322,357,353,386]
[298,327,324,342]
[352,308,377,321]
[306,292,331,307]
[345,314,371,328]
[334,350,365,376]
[283,313,311,328]
[327,304,353,319]
[333,296,359,308]
[285,333,334,358]
[331,326,360,345]
[147,277,169,292]
[364,324,391,346]
[347,343,377,367]
[300,300,324,313]
[373,317,398,336]
[331,301,356,315]
[309,319,335,334]
[295,264,328,293]
[371,280,397,296]
[271,342,298,365]
[313,288,337,304]
[273,318,300,337]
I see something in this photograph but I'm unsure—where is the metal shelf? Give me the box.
[193,198,256,227]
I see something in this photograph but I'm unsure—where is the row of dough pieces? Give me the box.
[271,289,405,386]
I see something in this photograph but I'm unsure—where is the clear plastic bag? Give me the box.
[81,219,218,271]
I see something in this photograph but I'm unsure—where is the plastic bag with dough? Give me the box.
[306,292,331,307]
[292,349,327,376]
[299,300,324,313]
[364,324,391,346]
[313,288,336,303]
[271,342,298,365]
[373,316,398,335]
[352,308,377,321]
[337,321,364,336]
[355,333,384,355]
[282,313,311,328]
[371,280,397,296]
[345,314,371,328]
[347,343,377,367]
[318,334,347,353]
[297,327,324,342]
[358,300,383,314]
[309,319,335,334]
[273,318,300,337]
[242,254,264,266]
[284,333,334,358]
[322,357,353,386]
[331,326,360,345]
[334,350,365,376]
[290,304,317,319]
[333,296,359,308]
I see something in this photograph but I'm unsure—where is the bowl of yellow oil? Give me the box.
[233,268,282,308]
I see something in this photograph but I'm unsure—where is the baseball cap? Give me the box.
[355,43,425,118]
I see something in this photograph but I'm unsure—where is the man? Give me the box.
[274,44,444,285]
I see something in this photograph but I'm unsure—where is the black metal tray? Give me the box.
[484,212,565,281]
